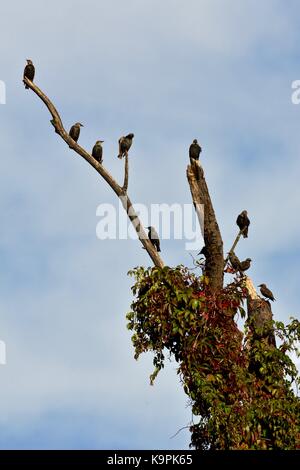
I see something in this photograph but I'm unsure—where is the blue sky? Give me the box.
[0,0,299,449]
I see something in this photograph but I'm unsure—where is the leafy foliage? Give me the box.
[127,266,300,449]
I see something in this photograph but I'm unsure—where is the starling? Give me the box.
[189,139,202,162]
[198,246,208,257]
[92,140,104,163]
[258,284,276,302]
[23,59,35,89]
[147,226,161,252]
[229,252,241,271]
[118,133,134,159]
[69,122,83,143]
[239,258,252,272]
[236,210,250,238]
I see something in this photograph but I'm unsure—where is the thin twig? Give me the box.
[170,425,191,439]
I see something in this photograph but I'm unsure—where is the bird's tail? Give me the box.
[25,84,29,89]
[117,154,123,159]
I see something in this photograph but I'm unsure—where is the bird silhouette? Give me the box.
[118,133,134,159]
[92,140,104,163]
[189,139,202,163]
[258,283,276,301]
[236,210,250,238]
[239,258,252,272]
[147,226,161,252]
[23,59,35,89]
[69,122,84,143]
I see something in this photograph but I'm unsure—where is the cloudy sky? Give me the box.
[0,0,299,449]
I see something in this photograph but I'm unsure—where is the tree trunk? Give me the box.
[187,160,224,290]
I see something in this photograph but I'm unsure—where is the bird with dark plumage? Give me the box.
[189,139,202,163]
[147,226,161,252]
[258,284,276,301]
[69,123,83,143]
[23,59,35,89]
[198,246,208,257]
[239,258,252,272]
[92,140,104,163]
[229,252,241,271]
[118,133,134,159]
[236,210,250,238]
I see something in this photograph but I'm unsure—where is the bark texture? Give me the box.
[187,160,224,290]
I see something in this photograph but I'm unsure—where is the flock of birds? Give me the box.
[23,60,134,162]
[23,60,275,303]
[68,122,134,163]
[199,207,275,302]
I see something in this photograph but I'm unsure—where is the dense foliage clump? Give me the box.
[127,266,300,449]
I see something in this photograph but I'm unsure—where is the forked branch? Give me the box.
[23,77,164,268]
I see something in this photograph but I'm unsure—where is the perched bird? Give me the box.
[198,246,208,257]
[147,226,161,252]
[69,122,83,143]
[236,210,250,238]
[189,139,202,163]
[23,59,35,89]
[258,283,276,302]
[239,258,252,272]
[92,140,104,163]
[229,252,241,271]
[118,133,134,159]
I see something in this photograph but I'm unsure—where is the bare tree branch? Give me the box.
[123,154,129,193]
[23,77,164,268]
[187,160,224,290]
[224,229,244,266]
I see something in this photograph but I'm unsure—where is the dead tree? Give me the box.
[23,71,275,357]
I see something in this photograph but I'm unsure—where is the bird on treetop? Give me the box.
[236,210,250,238]
[118,133,134,159]
[23,59,35,89]
[258,283,276,302]
[189,139,202,162]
